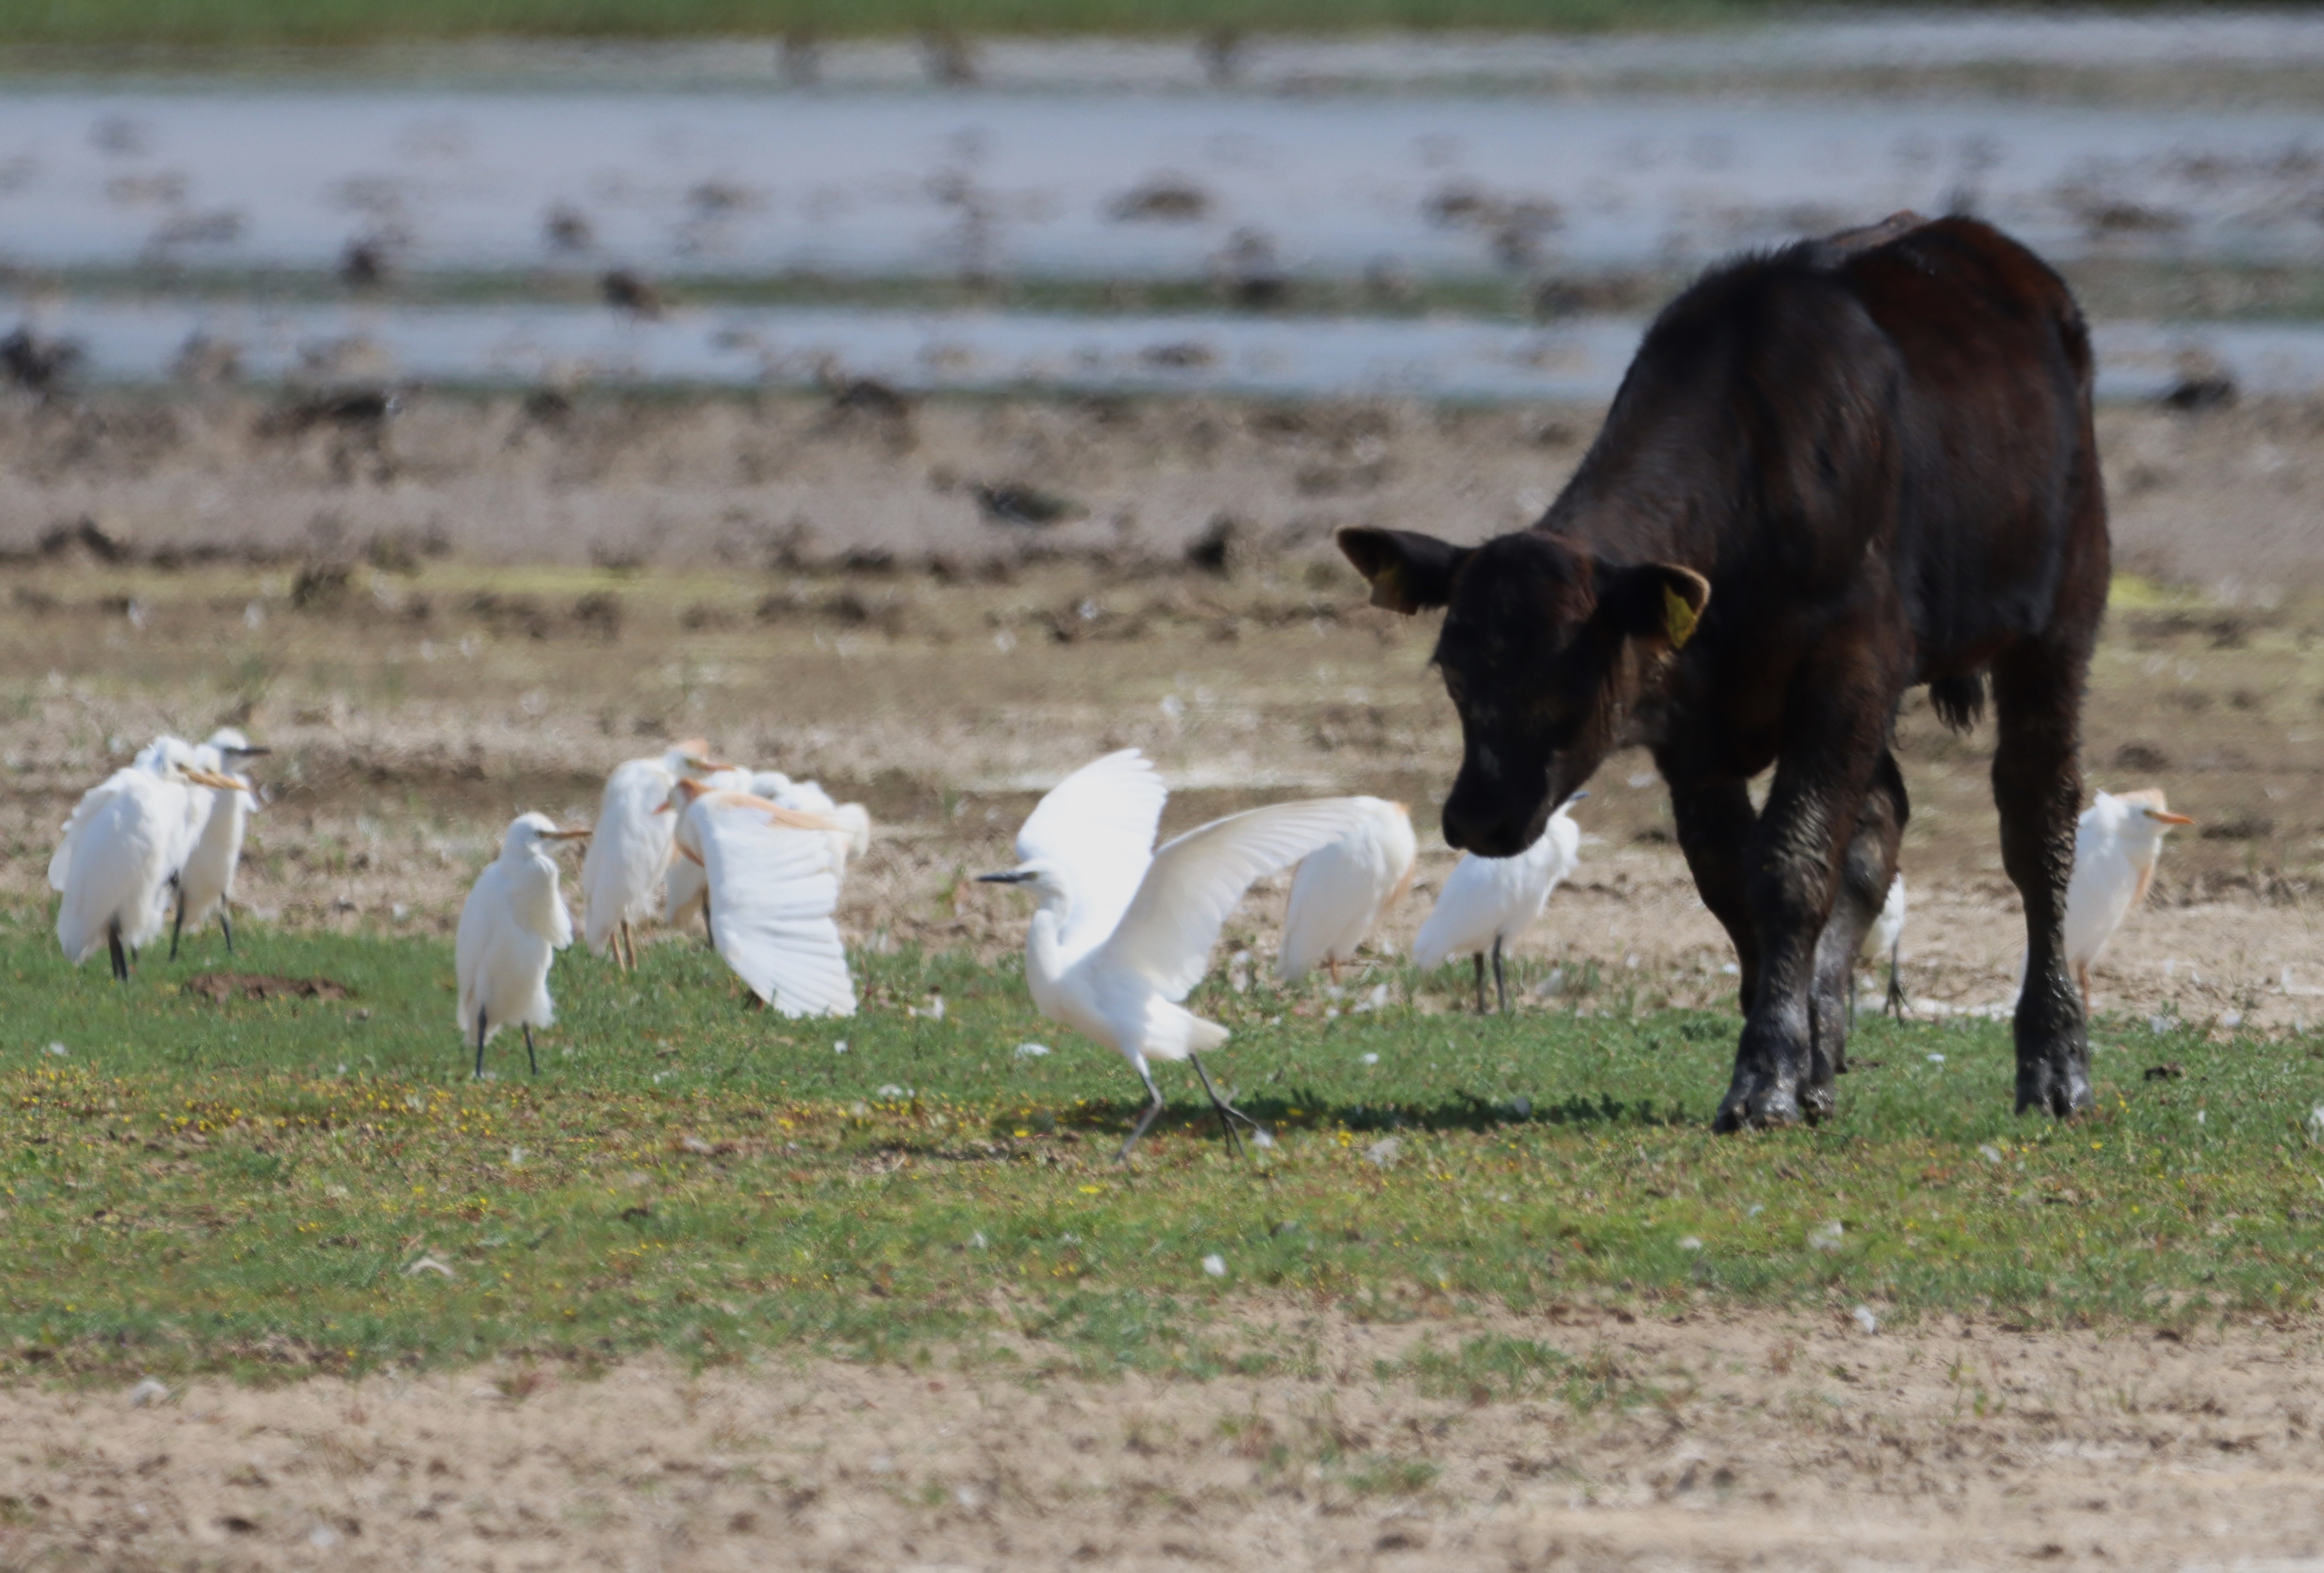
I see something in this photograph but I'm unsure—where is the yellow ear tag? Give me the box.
[1662,585,1700,648]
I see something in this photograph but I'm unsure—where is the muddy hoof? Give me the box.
[2015,1060,2093,1119]
[1714,1079,1803,1134]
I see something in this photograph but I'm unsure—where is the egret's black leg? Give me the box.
[1473,953,1488,1014]
[474,1008,488,1078]
[704,900,716,952]
[523,1023,539,1076]
[1885,940,1906,1019]
[1189,1053,1265,1159]
[169,888,186,961]
[1117,1068,1169,1165]
[220,907,235,955]
[1492,938,1509,1014]
[108,921,128,983]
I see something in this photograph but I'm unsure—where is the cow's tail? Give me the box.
[1929,673,1987,733]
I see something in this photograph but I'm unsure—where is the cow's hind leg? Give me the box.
[1993,640,2093,1118]
[1804,747,1907,1119]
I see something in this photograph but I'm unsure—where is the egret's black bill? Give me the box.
[976,871,1033,884]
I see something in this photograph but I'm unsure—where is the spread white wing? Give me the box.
[1277,797,1416,980]
[695,798,855,1017]
[1101,797,1373,1001]
[1017,748,1166,959]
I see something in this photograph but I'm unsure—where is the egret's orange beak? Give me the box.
[677,842,704,866]
[683,754,739,773]
[674,779,710,804]
[542,827,592,842]
[2148,810,2195,826]
[184,767,244,791]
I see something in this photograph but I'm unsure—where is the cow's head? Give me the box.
[1339,525,1709,857]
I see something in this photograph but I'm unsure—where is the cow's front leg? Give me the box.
[1661,764,1761,1011]
[1804,747,1908,1117]
[1715,688,1884,1134]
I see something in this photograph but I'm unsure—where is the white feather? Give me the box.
[690,795,856,1017]
[1014,748,1167,963]
[176,731,260,933]
[1860,874,1906,964]
[2063,789,2187,985]
[1277,797,1418,981]
[1412,802,1583,971]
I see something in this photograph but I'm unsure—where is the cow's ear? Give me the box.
[1336,527,1473,615]
[1599,562,1712,649]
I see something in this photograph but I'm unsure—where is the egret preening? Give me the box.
[1412,793,1585,1013]
[455,813,590,1077]
[54,758,244,980]
[978,748,1374,1162]
[2063,788,2192,1007]
[1854,874,1906,1021]
[671,780,855,1016]
[1276,796,1417,984]
[170,728,269,959]
[580,740,731,969]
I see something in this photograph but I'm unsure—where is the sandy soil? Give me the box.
[6,1307,2324,1571]
[0,387,2316,1030]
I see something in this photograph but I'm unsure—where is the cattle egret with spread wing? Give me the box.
[1854,874,1906,1021]
[171,728,269,959]
[1413,794,1585,1013]
[581,740,731,968]
[664,765,752,935]
[1277,797,1417,984]
[758,774,874,882]
[55,757,244,980]
[671,780,856,1016]
[455,813,590,1076]
[2063,788,2192,1007]
[978,749,1375,1161]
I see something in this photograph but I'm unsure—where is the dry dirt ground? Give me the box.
[7,1308,2324,1572]
[0,388,2315,1028]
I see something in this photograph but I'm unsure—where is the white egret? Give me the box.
[978,748,1374,1161]
[1412,794,1585,1013]
[1854,874,1906,1021]
[663,766,752,935]
[455,812,590,1076]
[170,728,270,959]
[55,758,243,980]
[2063,788,2192,1007]
[1276,796,1417,985]
[580,739,732,968]
[757,773,874,881]
[671,780,855,1016]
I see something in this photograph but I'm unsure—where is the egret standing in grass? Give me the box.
[1854,874,1907,1021]
[456,813,590,1076]
[581,740,731,968]
[979,749,1373,1161]
[1276,796,1417,985]
[54,757,244,980]
[1412,793,1585,1013]
[170,728,269,959]
[2063,788,2192,1008]
[670,779,855,1016]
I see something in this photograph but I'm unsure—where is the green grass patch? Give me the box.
[0,913,2315,1384]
